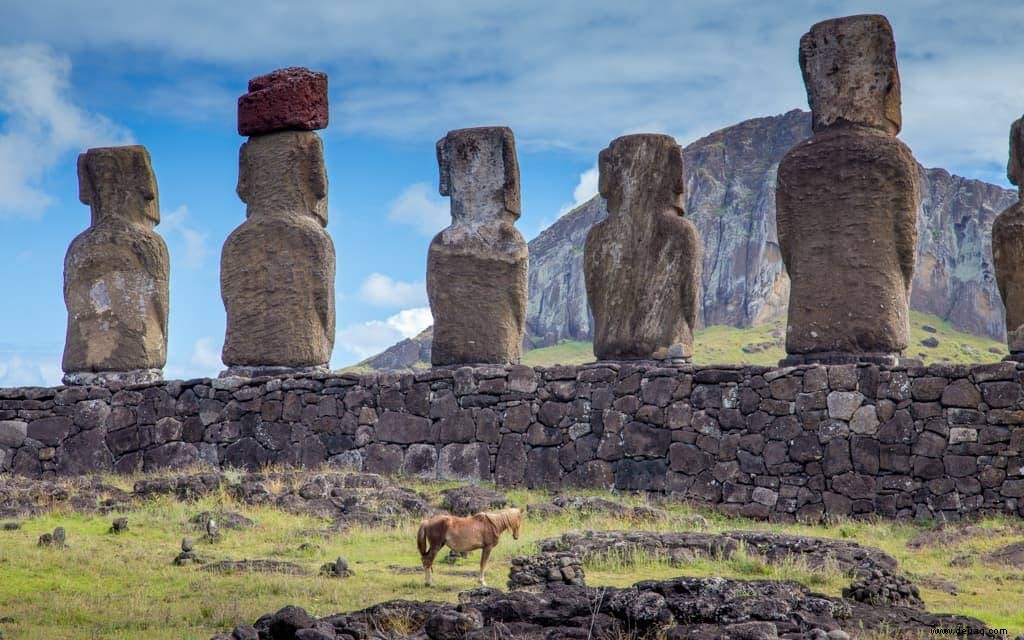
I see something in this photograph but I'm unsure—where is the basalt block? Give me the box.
[427,126,528,366]
[220,130,335,370]
[62,145,169,384]
[777,15,920,366]
[993,116,1024,358]
[584,134,701,360]
[237,67,328,136]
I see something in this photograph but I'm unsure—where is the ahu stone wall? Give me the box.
[1,362,1023,522]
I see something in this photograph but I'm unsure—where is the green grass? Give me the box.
[0,473,1022,639]
[514,311,1007,368]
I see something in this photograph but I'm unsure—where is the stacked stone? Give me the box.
[507,551,586,591]
[776,15,921,366]
[62,145,169,386]
[584,134,701,361]
[427,127,529,366]
[993,117,1024,360]
[220,67,336,377]
[2,362,1023,522]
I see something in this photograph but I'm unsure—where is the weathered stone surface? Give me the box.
[237,67,328,136]
[427,127,527,365]
[584,134,701,360]
[778,16,919,364]
[57,428,113,475]
[799,15,902,135]
[0,420,27,448]
[63,145,169,380]
[221,130,335,368]
[993,117,1024,355]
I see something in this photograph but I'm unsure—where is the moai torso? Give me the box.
[221,68,335,371]
[427,127,528,365]
[62,145,169,383]
[776,14,920,364]
[584,134,701,360]
[993,118,1024,357]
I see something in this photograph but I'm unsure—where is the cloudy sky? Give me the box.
[0,1,1022,386]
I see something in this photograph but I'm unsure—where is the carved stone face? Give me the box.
[799,14,902,135]
[598,134,685,220]
[436,126,520,226]
[1009,117,1024,189]
[77,145,159,227]
[236,131,328,226]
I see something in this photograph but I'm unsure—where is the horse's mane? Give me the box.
[478,507,521,531]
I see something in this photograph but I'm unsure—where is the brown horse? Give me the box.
[416,507,521,587]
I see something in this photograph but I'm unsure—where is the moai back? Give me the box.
[776,14,920,365]
[427,126,528,365]
[220,68,336,371]
[993,118,1024,359]
[584,134,701,360]
[62,145,169,384]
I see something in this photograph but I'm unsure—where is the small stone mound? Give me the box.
[507,552,586,591]
[202,559,305,575]
[524,503,564,519]
[2,522,20,531]
[319,556,354,578]
[439,485,508,516]
[922,325,938,333]
[190,510,254,530]
[841,567,923,609]
[921,336,940,348]
[109,517,128,534]
[983,541,1024,568]
[37,527,66,548]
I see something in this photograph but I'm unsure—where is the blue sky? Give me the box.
[0,1,1022,386]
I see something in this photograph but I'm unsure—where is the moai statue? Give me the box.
[776,14,920,366]
[62,145,169,385]
[584,134,701,360]
[220,68,335,376]
[993,117,1024,360]
[427,126,528,365]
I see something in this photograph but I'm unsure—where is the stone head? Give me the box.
[236,131,328,226]
[77,145,159,227]
[799,14,902,135]
[598,134,685,219]
[436,126,520,225]
[1009,117,1024,190]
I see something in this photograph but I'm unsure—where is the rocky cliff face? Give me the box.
[364,110,1016,369]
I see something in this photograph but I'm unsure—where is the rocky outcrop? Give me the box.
[214,577,987,640]
[62,145,169,385]
[584,134,701,360]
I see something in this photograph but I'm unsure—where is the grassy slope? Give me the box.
[0,476,1021,639]
[521,311,1007,367]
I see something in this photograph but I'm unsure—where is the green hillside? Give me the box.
[521,311,1007,367]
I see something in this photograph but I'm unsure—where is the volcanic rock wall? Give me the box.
[1,362,1023,522]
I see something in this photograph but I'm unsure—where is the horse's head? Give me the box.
[509,507,522,540]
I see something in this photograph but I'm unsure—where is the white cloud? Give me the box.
[334,306,433,360]
[162,205,211,269]
[0,43,132,217]
[387,182,450,236]
[0,351,62,387]
[190,336,222,372]
[554,164,600,222]
[359,272,427,307]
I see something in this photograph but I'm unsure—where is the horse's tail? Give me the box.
[416,521,429,557]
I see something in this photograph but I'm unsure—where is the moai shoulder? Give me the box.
[427,126,528,365]
[584,134,702,361]
[993,116,1024,358]
[62,145,169,384]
